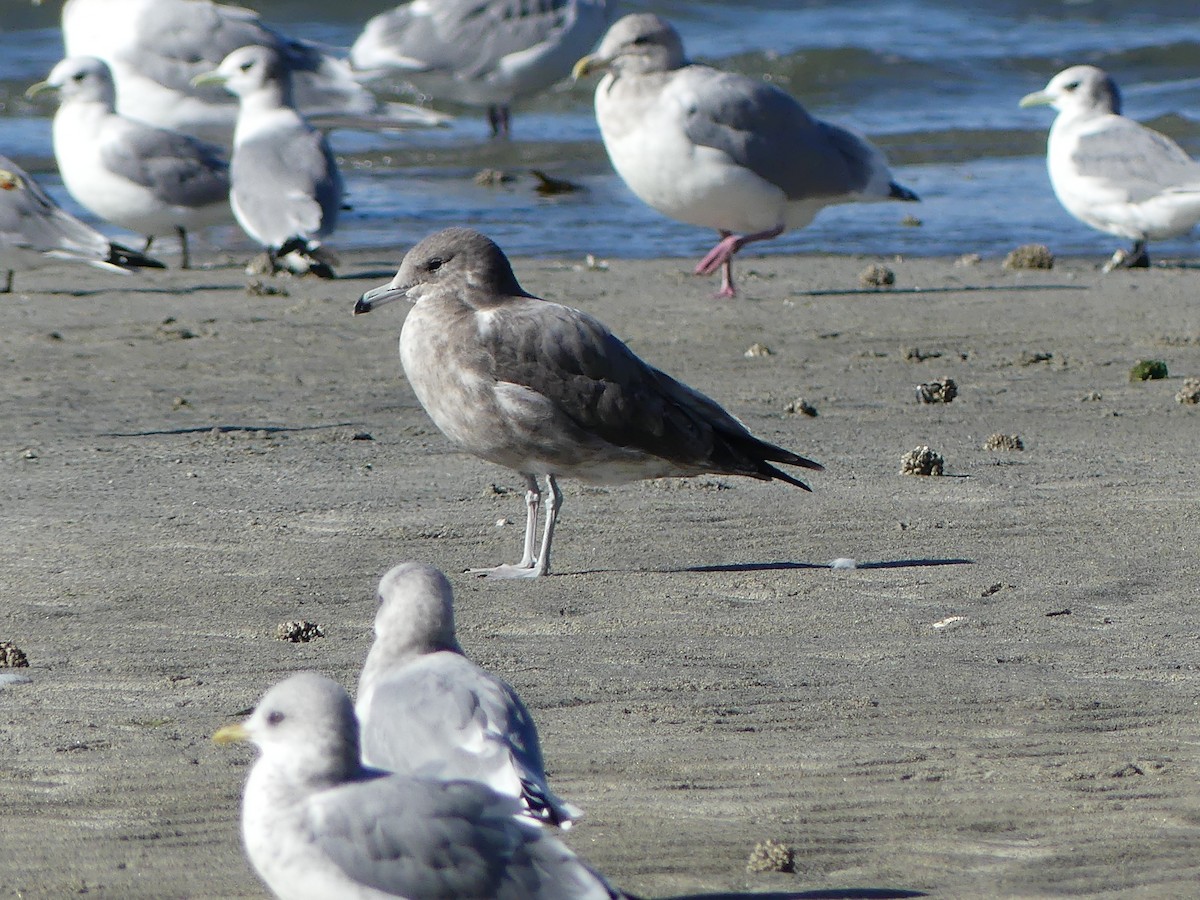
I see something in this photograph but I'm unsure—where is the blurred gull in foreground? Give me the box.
[57,0,450,145]
[213,672,627,899]
[573,13,918,297]
[350,0,614,137]
[0,153,163,292]
[1020,64,1200,271]
[356,562,581,827]
[194,46,343,278]
[28,56,231,270]
[354,227,822,578]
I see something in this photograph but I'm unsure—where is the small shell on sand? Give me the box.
[1003,244,1054,269]
[916,377,957,404]
[744,342,774,358]
[901,445,944,476]
[747,839,795,873]
[985,433,1024,451]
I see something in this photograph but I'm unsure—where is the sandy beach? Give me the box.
[2,246,1198,899]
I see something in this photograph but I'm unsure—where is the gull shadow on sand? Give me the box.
[684,558,972,574]
[100,422,356,438]
[660,890,927,899]
[793,282,1087,298]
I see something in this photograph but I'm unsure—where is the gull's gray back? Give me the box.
[312,777,619,899]
[231,125,342,246]
[679,66,881,200]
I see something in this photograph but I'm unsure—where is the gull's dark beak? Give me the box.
[354,282,407,315]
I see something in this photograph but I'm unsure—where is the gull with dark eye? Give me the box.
[193,45,343,278]
[354,227,822,578]
[572,13,918,298]
[55,0,450,146]
[1021,64,1200,271]
[27,56,232,269]
[213,672,628,899]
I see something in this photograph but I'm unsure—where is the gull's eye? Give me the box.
[426,256,445,272]
[239,61,254,72]
[631,35,653,46]
[1063,81,1080,92]
[72,72,86,82]
[266,710,285,726]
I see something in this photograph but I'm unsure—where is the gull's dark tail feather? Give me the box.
[757,443,823,491]
[107,242,165,270]
[890,181,920,202]
[721,432,824,491]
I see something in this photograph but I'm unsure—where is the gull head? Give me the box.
[213,672,362,787]
[27,56,116,107]
[1019,65,1121,117]
[193,45,290,100]
[372,562,461,655]
[354,226,529,314]
[573,13,686,80]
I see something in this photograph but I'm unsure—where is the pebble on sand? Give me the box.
[275,621,324,642]
[916,377,958,404]
[784,397,817,416]
[746,838,795,873]
[0,641,29,668]
[858,262,895,287]
[901,445,945,476]
[1129,359,1168,382]
[1175,378,1200,404]
[1003,244,1054,269]
[985,433,1025,451]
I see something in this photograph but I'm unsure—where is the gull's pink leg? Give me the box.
[694,225,786,297]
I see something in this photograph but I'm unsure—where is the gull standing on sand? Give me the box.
[56,0,449,146]
[194,46,344,278]
[573,13,919,297]
[354,227,822,578]
[1020,64,1200,271]
[213,672,626,899]
[0,153,164,292]
[350,0,614,137]
[356,562,581,827]
[27,57,231,270]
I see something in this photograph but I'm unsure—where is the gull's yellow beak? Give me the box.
[25,80,56,100]
[572,54,604,82]
[1019,90,1053,109]
[212,722,250,745]
[191,70,226,88]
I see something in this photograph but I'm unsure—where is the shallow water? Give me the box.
[3,1,1200,263]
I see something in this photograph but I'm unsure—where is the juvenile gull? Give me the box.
[27,56,232,270]
[350,0,614,137]
[213,672,626,900]
[354,227,823,578]
[1020,64,1200,271]
[0,153,164,292]
[194,46,344,278]
[573,13,919,297]
[58,0,450,146]
[356,562,580,827]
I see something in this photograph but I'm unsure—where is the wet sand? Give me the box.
[2,247,1199,898]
